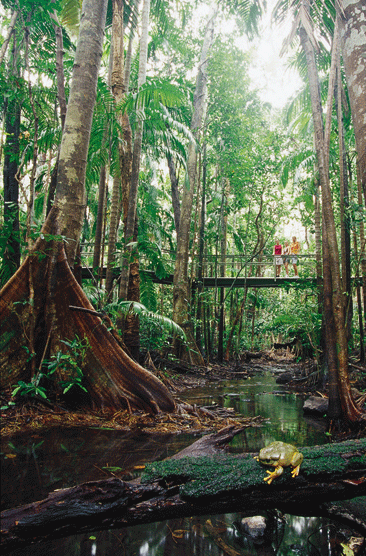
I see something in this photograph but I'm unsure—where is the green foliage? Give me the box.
[11,335,90,401]
[106,299,186,346]
[123,78,189,113]
[45,336,90,394]
[12,379,48,400]
[252,287,322,357]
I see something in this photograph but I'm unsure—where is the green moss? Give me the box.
[141,439,366,500]
[144,454,300,500]
[300,439,366,476]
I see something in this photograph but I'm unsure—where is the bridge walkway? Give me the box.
[80,246,319,288]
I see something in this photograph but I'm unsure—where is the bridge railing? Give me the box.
[80,244,318,279]
[197,254,317,279]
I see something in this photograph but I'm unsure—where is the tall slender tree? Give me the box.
[172,9,217,365]
[338,0,366,202]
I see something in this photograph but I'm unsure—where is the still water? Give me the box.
[1,370,361,555]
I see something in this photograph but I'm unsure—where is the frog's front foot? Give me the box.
[263,465,284,485]
[291,464,301,478]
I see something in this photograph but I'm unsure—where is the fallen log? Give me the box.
[273,338,298,350]
[1,433,365,553]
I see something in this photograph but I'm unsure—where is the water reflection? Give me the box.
[180,371,328,451]
[1,428,199,510]
[9,513,356,556]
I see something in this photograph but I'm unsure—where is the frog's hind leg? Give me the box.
[263,465,284,484]
[291,464,301,478]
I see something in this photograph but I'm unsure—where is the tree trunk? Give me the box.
[0,214,175,413]
[3,30,21,274]
[53,0,107,265]
[336,28,352,340]
[355,158,366,335]
[167,150,181,234]
[92,165,107,280]
[339,0,366,201]
[51,10,67,131]
[322,217,342,420]
[1,436,365,553]
[195,144,206,351]
[314,180,323,314]
[299,3,363,424]
[105,0,128,297]
[119,0,150,302]
[105,171,121,297]
[116,0,149,359]
[172,11,216,365]
[24,28,39,248]
[218,179,228,362]
[353,231,365,362]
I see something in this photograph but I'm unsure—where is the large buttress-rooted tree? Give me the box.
[0,0,175,415]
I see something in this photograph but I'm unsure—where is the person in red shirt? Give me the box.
[273,239,283,277]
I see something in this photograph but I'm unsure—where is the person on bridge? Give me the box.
[290,236,301,277]
[273,239,283,277]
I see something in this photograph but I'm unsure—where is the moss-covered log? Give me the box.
[1,438,365,553]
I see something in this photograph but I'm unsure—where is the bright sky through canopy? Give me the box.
[247,0,302,109]
[210,0,302,109]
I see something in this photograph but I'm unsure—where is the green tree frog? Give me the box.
[255,441,304,484]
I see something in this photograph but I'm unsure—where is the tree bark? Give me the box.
[336,23,352,340]
[119,0,150,302]
[92,165,107,278]
[339,0,366,200]
[53,0,108,265]
[1,436,365,553]
[51,10,67,131]
[105,171,121,296]
[167,150,181,234]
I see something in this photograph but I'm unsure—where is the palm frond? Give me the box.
[59,0,82,33]
[106,300,187,341]
[122,78,188,113]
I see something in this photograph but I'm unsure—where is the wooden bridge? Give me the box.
[80,246,319,288]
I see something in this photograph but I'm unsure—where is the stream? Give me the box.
[1,368,363,555]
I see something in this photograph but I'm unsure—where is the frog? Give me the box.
[254,441,303,485]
